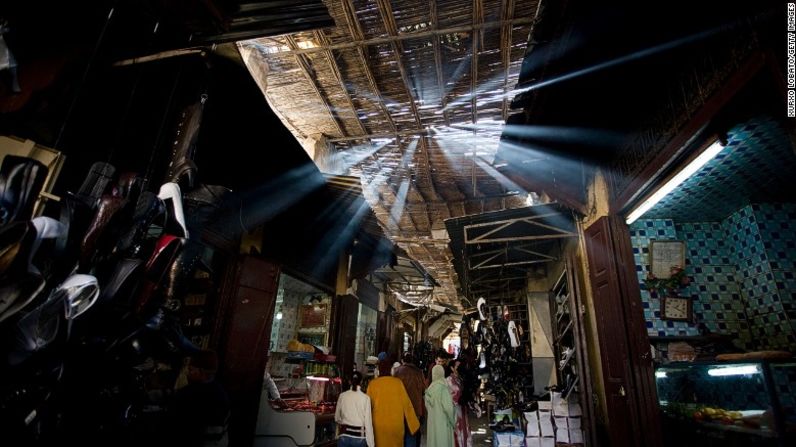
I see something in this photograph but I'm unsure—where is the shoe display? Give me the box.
[477,297,487,320]
[507,320,520,348]
[559,347,575,370]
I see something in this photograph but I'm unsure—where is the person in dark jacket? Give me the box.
[167,349,230,446]
[393,352,427,447]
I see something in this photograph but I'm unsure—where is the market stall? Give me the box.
[253,394,337,447]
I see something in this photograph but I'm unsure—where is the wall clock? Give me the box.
[661,296,692,321]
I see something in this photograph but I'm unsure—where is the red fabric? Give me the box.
[447,374,472,447]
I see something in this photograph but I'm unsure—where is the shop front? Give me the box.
[255,271,339,447]
[620,83,796,446]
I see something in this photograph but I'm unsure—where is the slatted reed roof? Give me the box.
[239,0,540,308]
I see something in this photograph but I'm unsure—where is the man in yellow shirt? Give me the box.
[366,358,420,447]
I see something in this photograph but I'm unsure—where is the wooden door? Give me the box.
[333,294,359,377]
[376,308,394,356]
[217,255,280,446]
[584,216,662,447]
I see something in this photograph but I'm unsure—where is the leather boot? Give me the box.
[114,191,164,257]
[165,94,207,191]
[73,161,115,210]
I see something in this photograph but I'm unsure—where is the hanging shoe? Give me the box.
[165,95,207,191]
[507,320,520,348]
[78,194,128,271]
[158,182,189,238]
[73,161,115,209]
[477,297,487,320]
[559,347,575,370]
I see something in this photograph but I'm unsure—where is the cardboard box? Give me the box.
[569,402,583,416]
[541,438,555,447]
[554,416,568,429]
[526,419,540,437]
[495,432,511,446]
[552,391,568,416]
[538,400,552,411]
[568,417,582,429]
[569,429,584,444]
[540,418,554,437]
[525,438,541,447]
[556,427,570,443]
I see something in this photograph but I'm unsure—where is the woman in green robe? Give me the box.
[424,364,455,447]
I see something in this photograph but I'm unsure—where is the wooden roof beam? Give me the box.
[342,0,397,134]
[501,0,515,120]
[285,35,346,138]
[420,137,442,203]
[412,137,447,230]
[472,0,482,126]
[470,0,485,199]
[314,30,368,136]
[430,0,451,128]
[395,137,423,234]
[375,0,424,130]
[425,139,458,219]
[338,0,398,138]
[268,17,535,55]
[329,128,430,143]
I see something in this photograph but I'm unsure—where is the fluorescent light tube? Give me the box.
[707,365,759,377]
[655,371,667,379]
[626,140,725,224]
[306,376,330,381]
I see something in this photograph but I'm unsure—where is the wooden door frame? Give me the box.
[609,216,664,444]
[584,216,663,447]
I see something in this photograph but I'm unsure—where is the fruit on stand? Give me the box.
[691,407,743,424]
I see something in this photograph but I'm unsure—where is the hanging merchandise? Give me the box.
[479,304,535,412]
[477,297,487,321]
[165,94,208,191]
[508,321,520,348]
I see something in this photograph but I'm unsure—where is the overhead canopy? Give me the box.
[239,0,542,309]
[445,202,576,305]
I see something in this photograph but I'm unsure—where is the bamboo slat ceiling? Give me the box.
[238,0,540,309]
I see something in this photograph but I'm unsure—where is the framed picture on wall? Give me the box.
[649,240,686,279]
[300,303,328,328]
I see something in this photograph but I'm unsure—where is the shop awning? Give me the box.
[445,203,577,305]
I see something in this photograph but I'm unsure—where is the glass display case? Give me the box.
[655,360,796,447]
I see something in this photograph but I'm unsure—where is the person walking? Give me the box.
[447,360,472,447]
[393,352,426,447]
[335,371,375,447]
[424,364,455,447]
[367,358,420,447]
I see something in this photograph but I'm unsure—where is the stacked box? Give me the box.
[551,393,584,445]
[524,399,555,446]
[525,396,586,446]
[493,429,526,446]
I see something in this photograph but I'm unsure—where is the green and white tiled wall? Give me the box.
[630,203,796,351]
[728,204,796,351]
[630,219,700,337]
